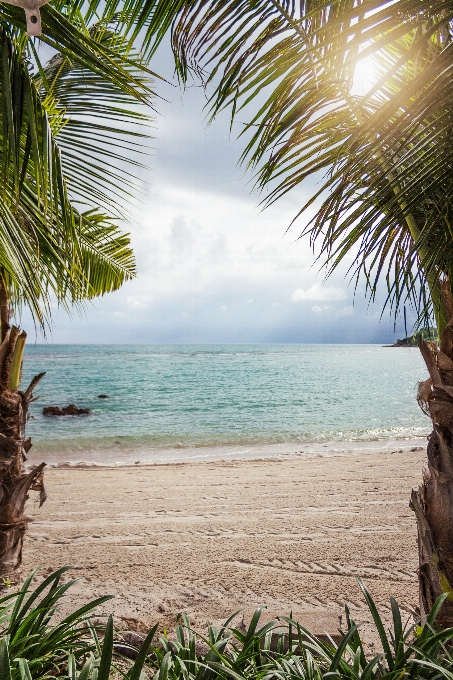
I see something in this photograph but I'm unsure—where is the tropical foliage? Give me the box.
[2,568,453,680]
[0,0,157,325]
[123,0,453,332]
[0,566,158,679]
[2,2,450,329]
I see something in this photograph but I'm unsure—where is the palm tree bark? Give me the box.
[0,280,10,344]
[411,282,453,625]
[0,278,46,582]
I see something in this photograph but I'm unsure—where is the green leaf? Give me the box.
[127,623,158,680]
[0,637,11,680]
[97,615,114,680]
[17,658,33,680]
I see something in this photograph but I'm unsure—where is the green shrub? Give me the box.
[2,568,453,679]
[0,566,113,678]
[147,582,453,680]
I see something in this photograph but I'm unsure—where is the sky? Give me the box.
[22,40,412,345]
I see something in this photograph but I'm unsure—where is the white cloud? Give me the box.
[221,305,227,310]
[291,284,347,302]
[169,216,194,254]
[18,45,400,344]
[311,305,330,313]
[272,302,280,307]
[336,306,354,317]
[127,296,147,308]
[274,259,309,271]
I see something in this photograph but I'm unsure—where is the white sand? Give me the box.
[23,447,425,639]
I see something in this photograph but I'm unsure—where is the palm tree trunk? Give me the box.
[411,281,453,625]
[0,278,46,583]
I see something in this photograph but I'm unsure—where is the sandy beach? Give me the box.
[23,446,425,639]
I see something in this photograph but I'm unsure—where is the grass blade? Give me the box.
[127,623,158,680]
[17,658,33,680]
[0,637,11,680]
[97,614,114,680]
[357,578,394,670]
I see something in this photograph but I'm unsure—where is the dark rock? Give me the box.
[390,338,411,347]
[43,404,93,416]
[42,406,64,416]
[113,644,139,660]
[121,631,145,648]
[63,404,92,415]
[98,394,109,399]
[114,631,146,660]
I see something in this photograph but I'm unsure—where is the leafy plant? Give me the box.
[145,586,453,680]
[3,568,453,680]
[0,567,112,678]
[144,1,453,329]
[0,566,158,679]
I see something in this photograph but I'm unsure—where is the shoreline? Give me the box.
[27,435,428,468]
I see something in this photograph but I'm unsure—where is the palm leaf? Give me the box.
[37,23,154,218]
[0,7,150,324]
[153,1,453,327]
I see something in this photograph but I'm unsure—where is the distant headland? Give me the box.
[385,327,438,347]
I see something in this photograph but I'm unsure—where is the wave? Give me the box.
[30,426,429,450]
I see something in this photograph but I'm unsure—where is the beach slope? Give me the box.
[23,449,422,637]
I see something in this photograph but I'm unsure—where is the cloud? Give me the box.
[311,305,330,313]
[336,306,354,317]
[221,305,227,310]
[127,296,148,308]
[274,259,309,271]
[272,302,281,307]
[17,41,409,345]
[291,284,347,302]
[169,216,194,254]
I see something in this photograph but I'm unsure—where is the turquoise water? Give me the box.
[21,344,430,465]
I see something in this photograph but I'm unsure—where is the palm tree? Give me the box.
[131,0,453,624]
[0,5,155,579]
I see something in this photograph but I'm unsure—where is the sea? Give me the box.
[22,344,430,467]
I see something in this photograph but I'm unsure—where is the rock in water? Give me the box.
[43,404,92,416]
[42,406,64,416]
[63,404,92,415]
[97,394,109,398]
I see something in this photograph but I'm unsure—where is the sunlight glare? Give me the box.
[351,54,380,96]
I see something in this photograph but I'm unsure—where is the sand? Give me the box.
[22,447,426,640]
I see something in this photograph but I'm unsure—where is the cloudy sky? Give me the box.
[23,40,411,345]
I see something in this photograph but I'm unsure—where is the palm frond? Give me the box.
[158,1,453,326]
[1,2,160,103]
[37,23,154,218]
[0,10,144,325]
[0,21,80,321]
[75,209,136,300]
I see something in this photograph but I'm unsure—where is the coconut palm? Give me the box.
[128,1,453,624]
[0,4,155,579]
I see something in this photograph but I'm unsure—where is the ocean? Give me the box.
[22,344,429,466]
